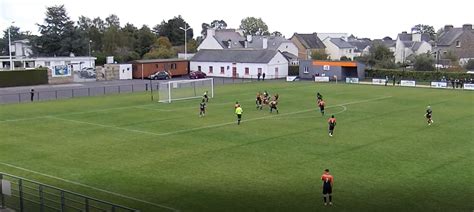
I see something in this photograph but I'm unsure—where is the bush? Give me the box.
[340,56,351,61]
[413,53,435,71]
[366,69,471,82]
[465,59,474,70]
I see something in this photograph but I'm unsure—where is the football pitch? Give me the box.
[0,81,473,211]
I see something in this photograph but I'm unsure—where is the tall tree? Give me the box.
[411,24,436,40]
[136,25,156,57]
[201,20,227,37]
[105,14,120,28]
[143,36,176,59]
[311,49,329,60]
[239,17,269,35]
[1,26,29,55]
[156,16,193,46]
[35,5,85,56]
[413,53,435,71]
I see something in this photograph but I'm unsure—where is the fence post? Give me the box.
[55,91,58,100]
[145,83,148,91]
[88,88,91,96]
[118,86,121,94]
[85,198,89,212]
[19,179,24,212]
[37,92,40,101]
[132,84,134,92]
[72,89,75,98]
[103,87,106,95]
[0,173,4,209]
[39,185,44,212]
[60,191,65,212]
[18,93,21,103]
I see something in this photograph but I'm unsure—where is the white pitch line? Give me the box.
[158,96,391,136]
[0,162,179,211]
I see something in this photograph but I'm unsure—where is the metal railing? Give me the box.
[0,76,285,105]
[0,172,138,212]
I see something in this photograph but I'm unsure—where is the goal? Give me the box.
[158,78,214,103]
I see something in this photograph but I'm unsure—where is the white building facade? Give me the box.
[190,49,288,79]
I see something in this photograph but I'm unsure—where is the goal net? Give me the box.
[157,78,214,103]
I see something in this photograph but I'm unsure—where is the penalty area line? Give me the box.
[0,162,179,211]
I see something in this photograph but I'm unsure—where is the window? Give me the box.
[220,66,225,74]
[304,66,309,74]
[456,41,461,47]
[349,49,352,53]
[258,68,262,74]
[209,66,213,73]
[45,61,51,66]
[156,64,159,68]
[245,67,249,75]
[198,66,201,71]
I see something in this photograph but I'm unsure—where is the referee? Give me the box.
[235,104,243,125]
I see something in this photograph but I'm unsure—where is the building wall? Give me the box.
[299,60,365,80]
[132,60,189,79]
[437,31,474,63]
[276,42,299,57]
[415,41,433,55]
[197,36,224,50]
[35,57,96,71]
[290,37,309,59]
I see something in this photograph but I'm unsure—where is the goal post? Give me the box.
[158,78,214,103]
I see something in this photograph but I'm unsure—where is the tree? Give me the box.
[340,56,351,61]
[1,26,29,55]
[35,5,85,56]
[311,49,329,60]
[143,37,176,59]
[239,17,269,35]
[187,39,198,53]
[413,53,435,71]
[155,16,193,46]
[465,59,474,70]
[105,14,120,28]
[201,19,227,37]
[411,24,435,40]
[271,31,282,37]
[357,42,396,68]
[136,25,156,57]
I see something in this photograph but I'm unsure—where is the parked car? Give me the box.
[149,71,170,80]
[189,71,207,79]
[79,67,96,78]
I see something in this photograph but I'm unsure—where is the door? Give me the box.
[232,67,237,78]
[274,67,279,78]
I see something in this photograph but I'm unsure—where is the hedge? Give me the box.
[0,69,48,88]
[365,69,472,81]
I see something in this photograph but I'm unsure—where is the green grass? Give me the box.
[0,81,473,211]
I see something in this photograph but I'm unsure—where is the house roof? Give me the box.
[330,38,354,48]
[292,33,326,49]
[132,58,188,63]
[191,49,279,63]
[214,29,245,48]
[281,51,298,60]
[348,40,371,52]
[437,28,465,46]
[412,42,423,51]
[247,36,293,50]
[398,33,431,42]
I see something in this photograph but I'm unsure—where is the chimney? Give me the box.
[412,33,422,42]
[262,37,268,49]
[444,25,453,31]
[207,29,215,37]
[246,35,252,42]
[462,24,472,31]
[402,31,407,34]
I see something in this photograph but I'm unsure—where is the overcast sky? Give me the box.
[1,0,472,39]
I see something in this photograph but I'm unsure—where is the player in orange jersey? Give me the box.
[321,169,334,206]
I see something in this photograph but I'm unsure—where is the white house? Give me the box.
[317,33,349,41]
[394,32,432,63]
[197,29,298,64]
[322,38,357,60]
[190,49,288,79]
